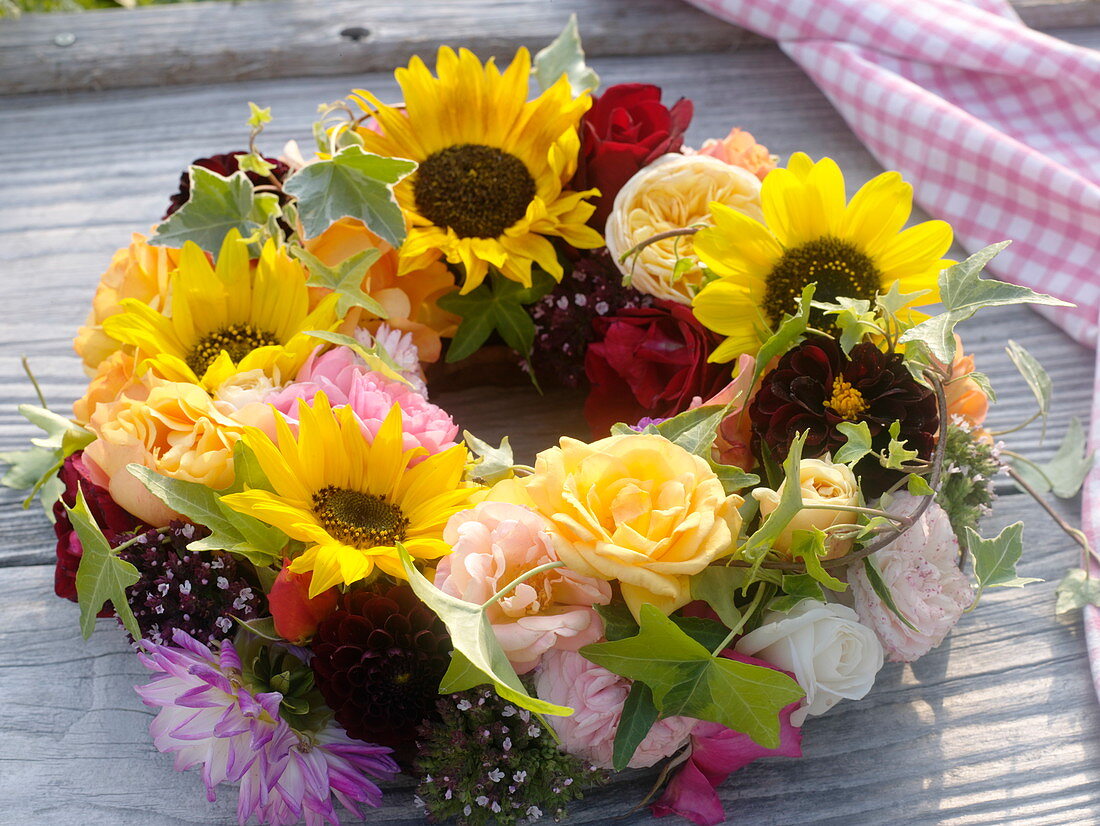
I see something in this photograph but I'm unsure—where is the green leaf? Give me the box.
[967,522,1042,601]
[438,270,556,363]
[709,460,760,494]
[690,566,748,629]
[876,280,931,318]
[234,615,281,641]
[750,284,815,391]
[905,473,936,496]
[670,616,731,651]
[813,297,880,353]
[304,330,408,385]
[861,557,918,631]
[283,146,417,246]
[463,431,515,485]
[898,243,1072,363]
[1012,418,1094,499]
[152,167,261,253]
[966,370,996,402]
[231,441,275,494]
[0,404,94,516]
[769,574,825,614]
[581,605,804,748]
[834,420,873,466]
[69,486,142,640]
[652,405,726,458]
[594,602,640,642]
[741,432,808,560]
[396,544,572,717]
[788,529,846,592]
[237,153,276,177]
[611,682,659,771]
[533,13,599,96]
[293,246,386,318]
[883,421,919,470]
[247,101,272,128]
[1005,340,1051,436]
[1054,568,1100,614]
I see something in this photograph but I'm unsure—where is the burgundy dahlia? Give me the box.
[571,83,693,229]
[529,249,652,388]
[310,585,451,760]
[749,337,938,497]
[52,451,143,608]
[165,151,291,218]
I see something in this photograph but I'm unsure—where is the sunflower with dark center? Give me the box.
[350,46,604,294]
[310,584,451,760]
[691,153,954,361]
[748,336,938,498]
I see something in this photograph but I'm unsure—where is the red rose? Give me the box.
[51,451,143,607]
[571,84,693,229]
[269,560,340,644]
[584,300,729,436]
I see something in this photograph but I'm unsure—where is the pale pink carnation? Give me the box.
[850,492,973,662]
[268,344,457,464]
[437,501,611,674]
[535,649,696,769]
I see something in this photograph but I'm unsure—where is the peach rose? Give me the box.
[306,217,458,362]
[944,335,989,427]
[72,349,145,426]
[696,127,778,180]
[535,649,697,769]
[604,153,763,305]
[492,433,743,619]
[752,459,859,559]
[436,501,611,674]
[74,233,179,372]
[83,378,247,524]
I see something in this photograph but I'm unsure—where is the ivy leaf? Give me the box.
[283,146,417,246]
[905,473,936,496]
[293,246,387,318]
[152,167,263,253]
[750,284,815,391]
[967,371,996,402]
[437,270,556,363]
[769,573,825,613]
[967,522,1041,603]
[813,297,880,353]
[1054,568,1100,614]
[533,13,599,96]
[876,281,931,319]
[463,431,515,485]
[580,605,804,748]
[69,486,142,640]
[861,557,918,631]
[690,566,749,629]
[741,432,808,560]
[883,421,919,470]
[834,420,872,466]
[594,602,640,642]
[612,682,659,771]
[1012,418,1094,499]
[0,404,94,517]
[709,460,760,494]
[396,544,572,717]
[238,153,276,177]
[788,529,846,592]
[898,243,1072,363]
[653,405,725,458]
[1005,340,1051,438]
[247,101,272,128]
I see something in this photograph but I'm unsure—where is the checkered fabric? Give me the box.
[686,0,1100,346]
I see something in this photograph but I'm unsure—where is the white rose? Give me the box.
[735,600,884,725]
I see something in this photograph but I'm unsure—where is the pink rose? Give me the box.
[534,649,696,769]
[437,502,611,674]
[268,345,457,464]
[849,493,973,662]
[652,653,803,826]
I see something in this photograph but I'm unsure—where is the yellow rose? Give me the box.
[752,459,860,560]
[83,377,246,524]
[604,153,763,305]
[492,433,743,619]
[73,233,179,372]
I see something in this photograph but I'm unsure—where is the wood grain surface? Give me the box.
[1,22,1098,826]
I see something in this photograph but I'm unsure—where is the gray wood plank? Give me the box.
[1,493,1096,825]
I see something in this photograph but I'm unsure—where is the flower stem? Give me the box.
[21,356,47,409]
[798,503,914,526]
[711,585,766,657]
[1005,465,1095,565]
[480,561,566,611]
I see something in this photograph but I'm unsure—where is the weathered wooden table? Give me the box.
[1,2,1098,823]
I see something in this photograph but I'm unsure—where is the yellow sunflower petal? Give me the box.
[876,219,954,279]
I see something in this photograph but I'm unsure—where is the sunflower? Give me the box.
[691,153,954,362]
[102,230,340,391]
[221,394,479,596]
[350,46,604,293]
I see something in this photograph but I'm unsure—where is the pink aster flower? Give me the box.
[651,653,802,826]
[437,502,612,674]
[849,492,974,662]
[534,649,696,769]
[268,339,457,464]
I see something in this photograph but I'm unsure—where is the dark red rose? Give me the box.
[165,151,292,218]
[584,300,729,437]
[52,451,143,607]
[571,84,693,229]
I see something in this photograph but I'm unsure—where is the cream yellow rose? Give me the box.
[492,433,743,619]
[604,153,763,305]
[83,377,247,524]
[752,459,860,560]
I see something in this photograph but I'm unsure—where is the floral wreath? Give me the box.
[3,18,1093,826]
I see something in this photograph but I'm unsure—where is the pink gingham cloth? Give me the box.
[684,0,1100,693]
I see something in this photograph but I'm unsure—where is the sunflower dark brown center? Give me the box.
[413,143,536,239]
[312,485,409,549]
[186,324,281,376]
[762,236,881,326]
[824,376,869,421]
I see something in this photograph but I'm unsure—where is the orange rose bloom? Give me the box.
[944,336,989,427]
[696,127,778,180]
[306,218,458,362]
[72,349,144,426]
[74,234,180,372]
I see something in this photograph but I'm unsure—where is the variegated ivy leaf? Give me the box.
[1012,418,1094,499]
[293,245,387,319]
[813,297,880,353]
[463,431,515,485]
[1055,568,1100,615]
[152,167,269,254]
[883,421,920,469]
[533,14,600,96]
[1005,339,1051,436]
[968,522,1041,606]
[0,403,94,517]
[834,420,873,466]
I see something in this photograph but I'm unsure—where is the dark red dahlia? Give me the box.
[748,337,938,497]
[583,299,730,437]
[570,84,693,229]
[529,248,652,388]
[165,151,291,218]
[310,585,451,760]
[52,451,144,609]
